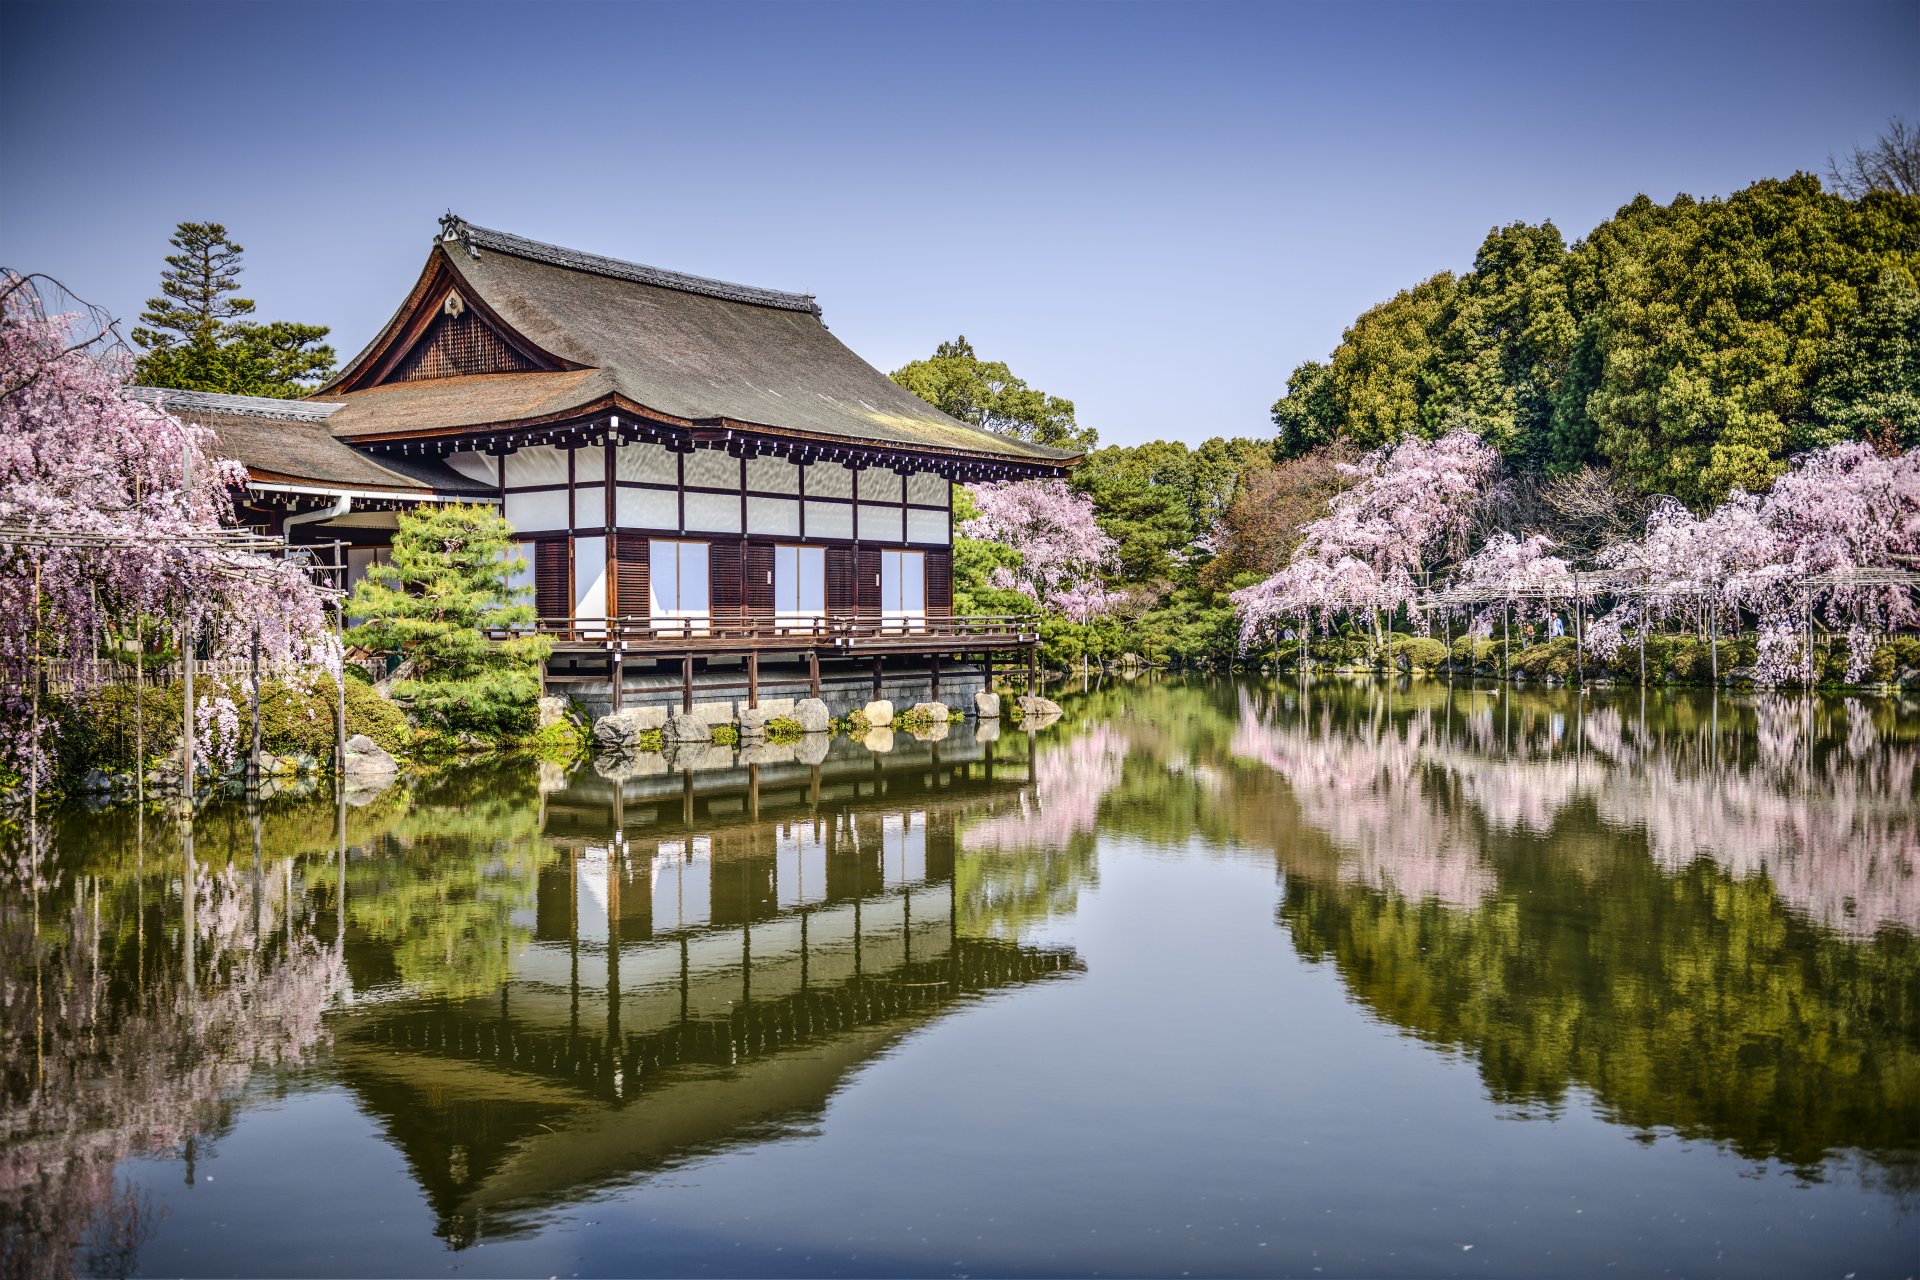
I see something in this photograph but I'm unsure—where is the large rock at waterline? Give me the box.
[794,731,830,765]
[861,699,895,727]
[537,696,571,729]
[793,698,831,734]
[737,707,775,738]
[666,713,711,743]
[909,701,950,723]
[593,706,667,750]
[974,691,1001,719]
[343,734,398,783]
[1016,695,1062,720]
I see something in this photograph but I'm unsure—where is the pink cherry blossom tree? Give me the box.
[962,478,1123,621]
[0,273,333,784]
[1233,430,1501,650]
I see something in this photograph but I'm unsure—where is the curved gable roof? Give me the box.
[321,217,1076,468]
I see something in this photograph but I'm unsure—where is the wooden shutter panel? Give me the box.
[709,537,744,617]
[925,547,953,617]
[616,532,649,620]
[535,538,570,622]
[856,546,882,617]
[826,546,855,617]
[745,542,775,617]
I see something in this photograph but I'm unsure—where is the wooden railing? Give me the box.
[483,614,1037,649]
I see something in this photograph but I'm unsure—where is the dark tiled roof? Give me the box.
[446,217,822,315]
[320,217,1078,467]
[131,387,494,496]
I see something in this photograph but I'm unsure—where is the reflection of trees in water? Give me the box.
[0,820,341,1278]
[1210,678,1920,1185]
[310,764,555,999]
[1281,868,1920,1182]
[956,724,1127,938]
[1230,683,1918,938]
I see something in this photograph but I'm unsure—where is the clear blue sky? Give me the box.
[3,1,1915,447]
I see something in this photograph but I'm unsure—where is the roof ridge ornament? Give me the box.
[438,212,480,259]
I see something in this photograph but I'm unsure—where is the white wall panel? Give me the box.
[907,472,949,506]
[684,489,742,533]
[573,484,606,529]
[858,503,903,543]
[684,448,738,489]
[804,501,853,539]
[446,451,498,485]
[807,461,854,499]
[861,468,904,503]
[907,507,950,545]
[747,496,800,536]
[747,456,800,494]
[504,488,569,533]
[616,487,677,530]
[616,441,678,484]
[504,444,568,487]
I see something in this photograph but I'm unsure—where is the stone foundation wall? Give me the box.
[558,657,988,722]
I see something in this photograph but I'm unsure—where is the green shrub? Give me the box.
[711,725,740,746]
[634,728,664,753]
[765,716,803,744]
[1450,637,1499,666]
[1388,637,1448,670]
[345,681,410,754]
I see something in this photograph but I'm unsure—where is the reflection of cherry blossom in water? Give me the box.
[1231,689,1496,910]
[1230,686,1917,938]
[957,727,1128,939]
[962,725,1129,855]
[0,834,343,1274]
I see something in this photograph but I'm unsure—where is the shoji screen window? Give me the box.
[774,545,826,633]
[880,549,925,632]
[648,540,710,637]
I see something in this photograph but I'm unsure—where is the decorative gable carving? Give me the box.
[387,304,541,383]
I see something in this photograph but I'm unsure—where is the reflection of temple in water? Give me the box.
[332,733,1083,1246]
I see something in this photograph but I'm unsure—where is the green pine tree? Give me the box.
[345,504,551,738]
[132,220,337,397]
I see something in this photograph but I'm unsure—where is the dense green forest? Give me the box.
[896,159,1920,670]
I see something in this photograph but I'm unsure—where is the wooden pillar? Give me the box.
[1709,603,1719,687]
[248,625,262,789]
[808,649,821,698]
[930,653,941,701]
[1027,644,1037,697]
[611,652,624,712]
[181,610,195,810]
[872,655,883,702]
[682,654,694,713]
[748,651,759,710]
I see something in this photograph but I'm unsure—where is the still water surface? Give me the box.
[5,678,1917,1277]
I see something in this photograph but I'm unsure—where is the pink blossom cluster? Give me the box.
[1,278,332,781]
[1232,430,1502,649]
[194,694,243,774]
[1592,443,1920,684]
[962,479,1123,622]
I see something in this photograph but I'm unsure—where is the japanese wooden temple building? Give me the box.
[140,214,1076,714]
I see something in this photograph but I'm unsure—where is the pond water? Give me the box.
[5,678,1917,1278]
